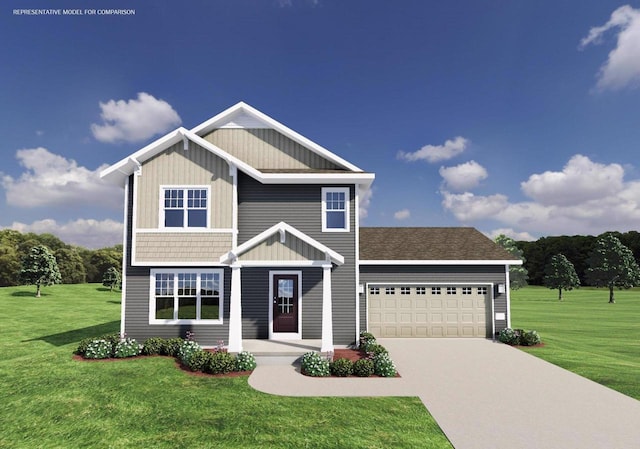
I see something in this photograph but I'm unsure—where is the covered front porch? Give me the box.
[242,339,323,356]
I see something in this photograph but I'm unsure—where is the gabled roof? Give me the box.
[359,227,522,264]
[100,103,375,187]
[191,102,363,172]
[220,221,344,266]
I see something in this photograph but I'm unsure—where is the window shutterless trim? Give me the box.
[321,187,350,232]
[159,185,211,229]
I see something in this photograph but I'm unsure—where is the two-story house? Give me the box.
[100,102,520,353]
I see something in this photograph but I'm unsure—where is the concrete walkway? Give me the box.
[249,338,640,449]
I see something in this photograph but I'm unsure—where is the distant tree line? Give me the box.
[0,229,122,287]
[516,231,640,286]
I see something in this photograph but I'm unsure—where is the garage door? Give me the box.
[368,285,491,338]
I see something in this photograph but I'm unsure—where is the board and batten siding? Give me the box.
[136,141,233,229]
[203,128,341,170]
[123,176,231,346]
[237,173,357,345]
[239,233,325,262]
[358,264,509,336]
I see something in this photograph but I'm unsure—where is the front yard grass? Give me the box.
[511,286,640,400]
[0,284,452,449]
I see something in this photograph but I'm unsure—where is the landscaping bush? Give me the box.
[353,358,374,377]
[498,328,521,345]
[76,332,120,356]
[235,351,257,372]
[300,351,330,377]
[359,332,376,349]
[114,338,142,358]
[83,339,113,359]
[365,343,388,357]
[178,340,202,364]
[521,330,541,346]
[75,336,95,356]
[162,337,185,357]
[330,358,354,377]
[374,352,397,377]
[182,350,211,372]
[204,351,236,375]
[141,337,165,356]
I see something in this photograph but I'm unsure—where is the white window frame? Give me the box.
[149,268,224,324]
[321,187,350,232]
[159,185,211,230]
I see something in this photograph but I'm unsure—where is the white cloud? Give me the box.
[394,209,410,220]
[580,5,640,90]
[486,228,536,242]
[398,136,469,163]
[359,185,373,220]
[7,218,123,249]
[1,148,122,209]
[91,92,181,143]
[439,160,488,191]
[520,154,624,206]
[441,154,640,236]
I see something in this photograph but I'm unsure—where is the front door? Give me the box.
[272,274,298,333]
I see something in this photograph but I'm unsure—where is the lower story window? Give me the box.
[151,269,223,323]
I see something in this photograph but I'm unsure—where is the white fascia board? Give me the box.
[220,221,344,266]
[359,260,523,265]
[260,172,375,186]
[191,101,364,173]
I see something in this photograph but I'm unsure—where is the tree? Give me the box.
[55,247,87,284]
[585,234,640,303]
[0,243,21,286]
[20,245,62,297]
[102,266,122,292]
[494,235,528,289]
[544,254,580,300]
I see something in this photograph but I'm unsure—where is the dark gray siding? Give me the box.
[123,175,231,346]
[237,173,357,345]
[359,264,509,336]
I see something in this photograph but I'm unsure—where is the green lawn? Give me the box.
[0,284,452,449]
[511,286,640,400]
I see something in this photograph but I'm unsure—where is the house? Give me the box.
[100,102,521,352]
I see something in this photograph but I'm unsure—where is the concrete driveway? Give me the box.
[249,338,640,448]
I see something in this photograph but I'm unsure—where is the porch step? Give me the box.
[242,339,321,358]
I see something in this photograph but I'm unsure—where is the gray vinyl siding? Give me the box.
[359,264,509,336]
[237,173,357,345]
[123,176,231,346]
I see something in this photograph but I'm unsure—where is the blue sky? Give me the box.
[2,0,640,248]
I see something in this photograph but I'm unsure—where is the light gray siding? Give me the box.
[237,173,357,345]
[359,264,509,337]
[135,232,232,263]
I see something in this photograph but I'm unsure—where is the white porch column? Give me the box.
[321,264,334,353]
[228,264,243,353]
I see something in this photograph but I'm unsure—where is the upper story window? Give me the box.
[321,187,349,232]
[161,187,209,228]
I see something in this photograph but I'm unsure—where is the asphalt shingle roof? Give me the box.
[359,227,518,261]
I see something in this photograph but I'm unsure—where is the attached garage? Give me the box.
[359,228,522,339]
[367,284,491,338]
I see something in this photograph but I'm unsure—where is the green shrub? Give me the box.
[300,352,330,377]
[182,350,210,372]
[521,330,541,346]
[114,338,142,358]
[162,337,184,357]
[178,340,202,364]
[76,332,120,356]
[359,332,376,349]
[83,339,113,359]
[374,352,397,377]
[204,351,236,375]
[141,337,165,355]
[235,351,257,372]
[353,358,374,377]
[102,333,121,349]
[330,358,353,377]
[365,343,388,357]
[498,328,520,345]
[75,336,95,356]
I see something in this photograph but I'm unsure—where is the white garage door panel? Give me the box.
[368,285,490,338]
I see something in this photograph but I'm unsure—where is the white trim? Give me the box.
[120,180,129,338]
[159,185,211,230]
[269,270,303,340]
[220,221,344,266]
[190,102,364,172]
[135,228,234,234]
[321,264,334,353]
[228,264,243,352]
[134,261,227,267]
[231,260,333,268]
[354,184,361,342]
[231,164,238,248]
[505,265,512,329]
[149,268,224,325]
[321,187,350,233]
[360,260,523,265]
[131,173,139,268]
